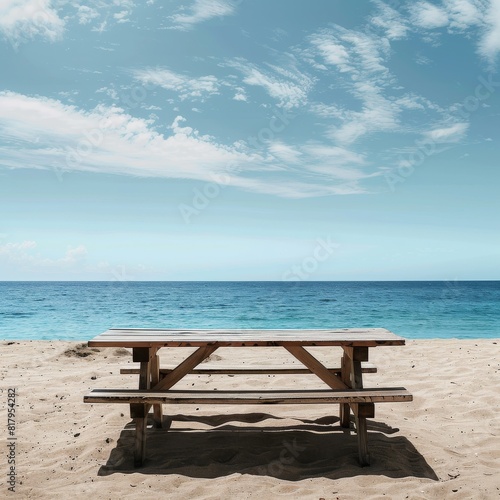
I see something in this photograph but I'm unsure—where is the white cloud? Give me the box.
[269,142,302,164]
[425,122,469,142]
[0,240,37,253]
[415,53,432,65]
[309,34,350,69]
[76,5,99,25]
[370,1,409,40]
[410,2,449,28]
[72,0,136,32]
[308,103,345,119]
[0,241,87,268]
[305,23,460,147]
[325,85,400,145]
[0,91,256,181]
[307,29,400,143]
[309,27,390,78]
[226,177,368,197]
[0,92,384,198]
[478,0,500,64]
[114,10,131,23]
[267,140,374,192]
[306,26,389,79]
[133,67,220,101]
[299,144,369,180]
[0,0,64,45]
[233,88,248,101]
[91,20,107,33]
[406,0,500,64]
[445,0,483,30]
[170,0,236,30]
[229,58,314,109]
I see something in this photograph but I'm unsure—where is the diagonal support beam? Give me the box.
[152,345,219,391]
[284,345,349,390]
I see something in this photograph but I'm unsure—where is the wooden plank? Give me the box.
[119,362,378,376]
[150,353,163,428]
[134,417,147,467]
[342,346,369,362]
[340,354,351,428]
[84,388,413,405]
[284,345,349,390]
[138,361,150,390]
[130,403,148,419]
[352,360,363,389]
[152,345,219,391]
[351,403,375,419]
[355,414,370,466]
[346,345,368,465]
[88,328,406,348]
[132,347,151,363]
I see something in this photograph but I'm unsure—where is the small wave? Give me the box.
[0,311,35,318]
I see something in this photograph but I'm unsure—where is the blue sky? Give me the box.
[0,0,499,280]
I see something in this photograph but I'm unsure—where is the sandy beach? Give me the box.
[1,339,499,499]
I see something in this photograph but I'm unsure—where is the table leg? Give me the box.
[134,416,148,467]
[343,346,371,466]
[151,352,164,428]
[132,347,152,466]
[340,353,351,428]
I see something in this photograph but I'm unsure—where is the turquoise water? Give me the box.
[0,281,499,340]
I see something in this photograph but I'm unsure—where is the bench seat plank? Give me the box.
[85,388,412,405]
[119,363,377,376]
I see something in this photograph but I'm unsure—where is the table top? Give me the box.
[88,328,406,348]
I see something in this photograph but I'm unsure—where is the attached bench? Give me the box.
[84,387,412,466]
[119,362,378,376]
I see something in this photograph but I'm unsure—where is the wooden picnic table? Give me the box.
[85,328,412,467]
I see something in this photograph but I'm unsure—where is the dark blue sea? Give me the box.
[0,281,499,341]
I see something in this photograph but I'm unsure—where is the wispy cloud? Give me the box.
[305,26,402,144]
[269,142,303,164]
[133,67,221,101]
[404,0,500,65]
[228,57,314,109]
[425,122,469,142]
[370,0,409,40]
[0,91,254,180]
[445,0,483,30]
[114,10,131,23]
[0,91,383,198]
[76,5,99,25]
[267,140,376,194]
[232,87,248,101]
[410,2,449,29]
[169,0,237,30]
[0,0,64,45]
[0,240,88,269]
[478,0,500,64]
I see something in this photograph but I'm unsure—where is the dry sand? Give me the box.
[0,339,499,499]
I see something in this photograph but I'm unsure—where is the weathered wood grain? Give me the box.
[84,388,413,405]
[119,362,378,376]
[88,328,406,348]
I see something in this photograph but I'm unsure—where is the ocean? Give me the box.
[0,281,499,341]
